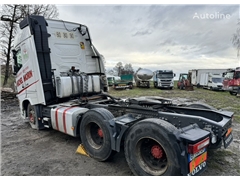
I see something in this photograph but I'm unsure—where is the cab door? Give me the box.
[222,72,233,91]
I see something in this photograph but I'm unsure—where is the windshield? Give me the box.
[212,78,223,83]
[224,72,234,79]
[181,74,188,80]
[157,73,174,79]
[107,77,114,81]
[235,71,240,79]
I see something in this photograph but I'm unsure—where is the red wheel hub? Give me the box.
[97,128,103,138]
[29,114,34,123]
[151,145,163,159]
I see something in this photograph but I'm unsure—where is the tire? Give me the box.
[80,108,115,161]
[147,84,150,88]
[229,91,237,95]
[137,81,140,87]
[27,103,39,130]
[124,118,181,176]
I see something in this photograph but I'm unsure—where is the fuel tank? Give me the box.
[136,68,153,81]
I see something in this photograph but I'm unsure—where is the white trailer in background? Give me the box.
[189,69,228,87]
[200,73,224,90]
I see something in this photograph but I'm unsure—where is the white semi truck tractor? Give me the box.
[11,15,234,176]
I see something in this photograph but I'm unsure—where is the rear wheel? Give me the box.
[154,82,157,88]
[124,118,181,176]
[147,81,150,88]
[27,103,39,130]
[80,108,115,161]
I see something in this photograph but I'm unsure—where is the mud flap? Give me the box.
[76,144,89,157]
[178,124,210,176]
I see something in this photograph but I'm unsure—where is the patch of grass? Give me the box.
[233,115,240,123]
[109,86,162,98]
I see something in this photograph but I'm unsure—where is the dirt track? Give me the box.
[1,90,240,176]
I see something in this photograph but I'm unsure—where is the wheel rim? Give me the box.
[135,137,168,175]
[86,122,104,149]
[29,106,36,124]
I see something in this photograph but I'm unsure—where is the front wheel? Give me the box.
[27,103,39,130]
[230,91,237,95]
[124,118,181,176]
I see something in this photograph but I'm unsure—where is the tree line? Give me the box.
[107,62,136,76]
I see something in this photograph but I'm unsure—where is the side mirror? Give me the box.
[13,65,18,75]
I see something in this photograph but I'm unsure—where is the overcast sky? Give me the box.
[31,3,240,76]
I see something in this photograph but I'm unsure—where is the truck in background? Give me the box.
[200,73,224,91]
[134,68,153,88]
[190,69,228,87]
[153,70,175,89]
[113,75,133,90]
[120,74,135,86]
[10,15,234,176]
[177,73,193,91]
[107,76,120,86]
[107,75,133,89]
[222,67,240,95]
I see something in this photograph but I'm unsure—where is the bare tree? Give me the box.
[232,19,240,67]
[113,62,124,76]
[0,4,59,86]
[106,69,115,76]
[0,5,22,86]
[122,63,134,75]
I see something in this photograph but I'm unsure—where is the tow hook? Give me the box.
[204,125,217,144]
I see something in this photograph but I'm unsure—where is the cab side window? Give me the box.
[235,72,240,79]
[12,49,22,74]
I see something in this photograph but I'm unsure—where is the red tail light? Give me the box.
[188,137,210,154]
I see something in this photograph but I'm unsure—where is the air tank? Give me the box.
[136,68,153,81]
